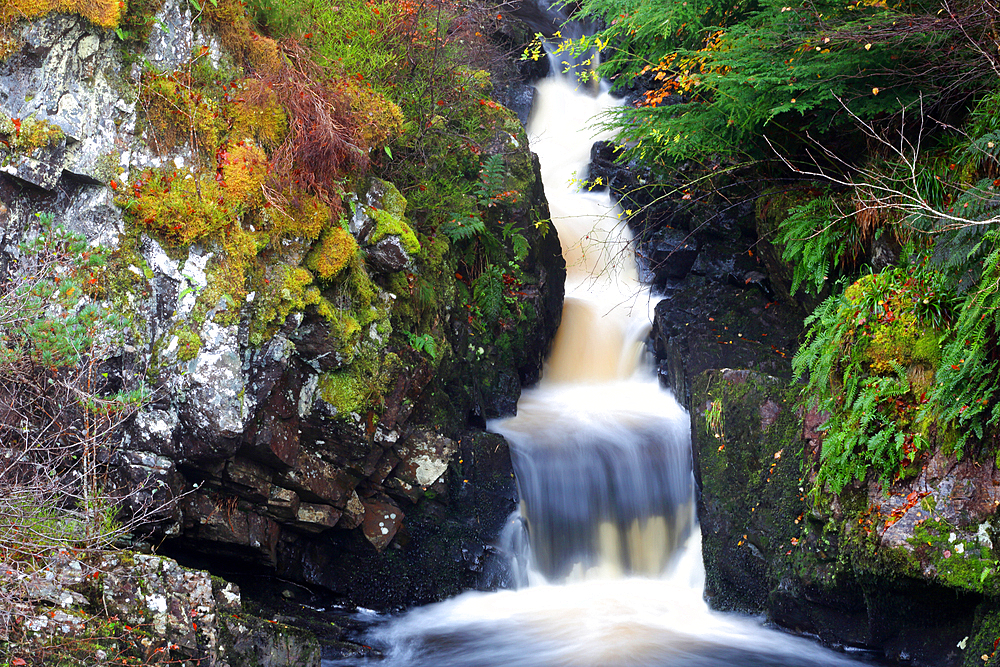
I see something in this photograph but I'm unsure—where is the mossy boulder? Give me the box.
[693,368,989,665]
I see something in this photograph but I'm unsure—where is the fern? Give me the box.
[794,269,945,492]
[928,232,1000,455]
[473,265,503,322]
[779,196,859,295]
[440,213,486,243]
[476,154,506,205]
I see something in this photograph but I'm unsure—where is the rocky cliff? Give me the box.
[0,0,563,634]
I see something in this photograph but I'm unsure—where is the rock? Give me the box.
[266,485,301,522]
[274,430,516,609]
[386,428,459,502]
[652,276,804,407]
[5,547,320,667]
[276,449,359,507]
[338,490,366,530]
[221,614,322,667]
[177,322,248,460]
[367,235,410,272]
[0,14,136,185]
[497,82,536,126]
[290,317,350,371]
[224,457,273,503]
[361,497,404,551]
[636,226,699,287]
[183,492,282,566]
[692,369,983,665]
[1,151,64,190]
[292,503,342,534]
[0,0,563,620]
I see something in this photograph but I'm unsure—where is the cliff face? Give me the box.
[0,0,563,612]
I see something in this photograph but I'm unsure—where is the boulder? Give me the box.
[692,369,989,666]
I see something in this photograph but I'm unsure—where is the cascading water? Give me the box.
[325,39,868,667]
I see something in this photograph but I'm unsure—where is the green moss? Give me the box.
[225,80,288,151]
[141,70,224,157]
[369,208,420,256]
[306,227,358,279]
[0,113,64,157]
[0,0,123,27]
[175,327,202,362]
[965,602,1000,667]
[318,370,366,415]
[249,265,321,346]
[907,518,1000,595]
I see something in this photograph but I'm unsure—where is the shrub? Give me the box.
[0,215,156,634]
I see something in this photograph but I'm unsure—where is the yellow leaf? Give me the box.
[872,87,879,95]
[791,98,796,103]
[864,43,872,50]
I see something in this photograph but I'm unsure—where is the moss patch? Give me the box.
[306,227,358,279]
[0,0,123,27]
[906,518,1000,596]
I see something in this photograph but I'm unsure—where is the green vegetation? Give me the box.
[573,0,993,164]
[563,0,1000,497]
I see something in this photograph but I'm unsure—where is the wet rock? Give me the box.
[224,457,273,503]
[265,485,301,522]
[0,14,135,185]
[292,503,342,534]
[367,235,410,272]
[652,275,804,407]
[692,369,983,665]
[338,490,366,530]
[177,322,248,460]
[274,430,516,609]
[0,0,562,619]
[361,497,404,551]
[498,82,536,125]
[386,428,459,502]
[183,493,282,566]
[636,227,699,287]
[276,449,359,507]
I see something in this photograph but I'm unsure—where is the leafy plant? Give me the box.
[778,195,860,295]
[473,264,504,322]
[407,331,438,359]
[793,268,946,492]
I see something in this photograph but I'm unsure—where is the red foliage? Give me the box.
[259,40,369,210]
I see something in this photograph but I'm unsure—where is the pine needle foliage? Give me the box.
[576,0,995,164]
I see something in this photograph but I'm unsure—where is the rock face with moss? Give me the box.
[3,549,321,666]
[0,0,563,618]
[692,368,1000,666]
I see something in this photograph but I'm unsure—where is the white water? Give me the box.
[325,65,864,667]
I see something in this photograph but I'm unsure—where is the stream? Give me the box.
[323,43,871,667]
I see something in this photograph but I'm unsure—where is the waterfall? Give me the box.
[323,40,865,667]
[489,74,694,583]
